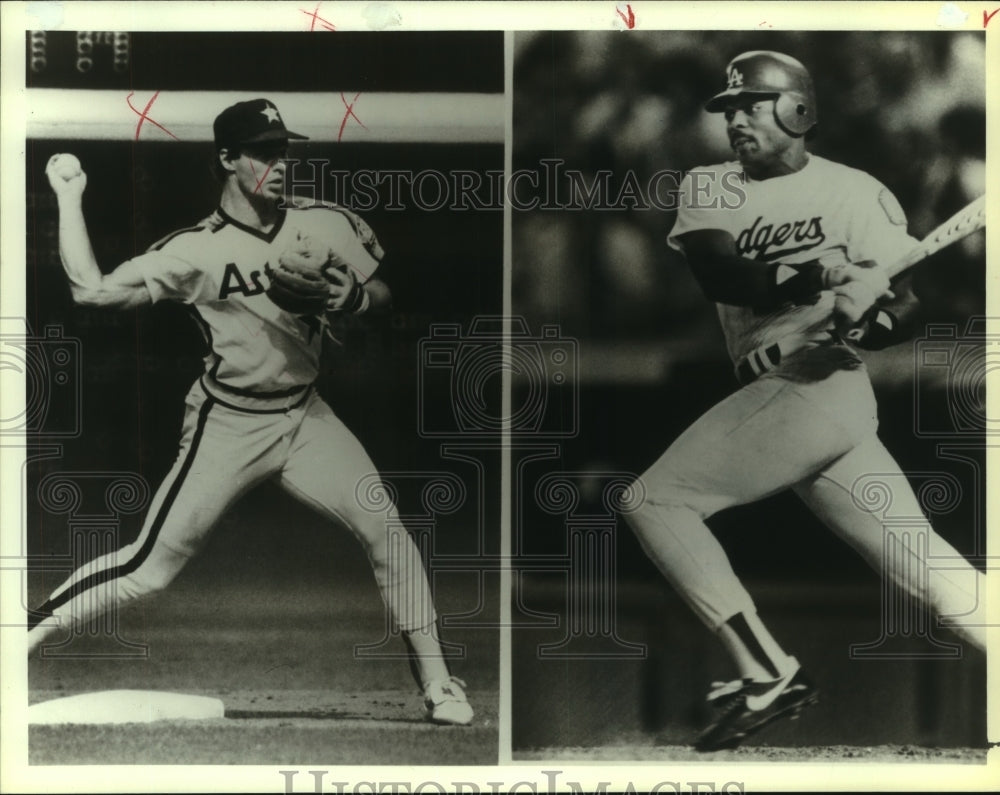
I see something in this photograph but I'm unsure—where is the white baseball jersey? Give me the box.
[668,154,919,362]
[30,195,440,650]
[629,154,986,657]
[128,199,380,394]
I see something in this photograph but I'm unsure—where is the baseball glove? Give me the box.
[265,234,340,315]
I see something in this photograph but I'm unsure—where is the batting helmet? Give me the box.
[705,51,817,137]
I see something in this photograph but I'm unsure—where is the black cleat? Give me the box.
[694,666,819,752]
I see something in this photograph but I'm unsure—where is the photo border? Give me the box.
[2,2,996,792]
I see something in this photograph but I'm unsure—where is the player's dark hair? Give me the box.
[211,145,241,181]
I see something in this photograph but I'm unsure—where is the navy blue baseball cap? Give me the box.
[213,99,308,149]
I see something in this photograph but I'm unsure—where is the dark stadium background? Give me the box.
[511,30,987,752]
[24,31,502,763]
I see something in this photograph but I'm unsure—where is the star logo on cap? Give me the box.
[261,105,281,124]
[727,66,744,89]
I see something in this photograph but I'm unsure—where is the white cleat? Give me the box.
[423,676,473,726]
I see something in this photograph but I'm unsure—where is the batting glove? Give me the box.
[849,306,901,350]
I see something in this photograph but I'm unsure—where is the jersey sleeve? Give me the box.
[129,251,211,304]
[128,232,216,305]
[324,209,383,284]
[666,166,742,254]
[847,178,921,269]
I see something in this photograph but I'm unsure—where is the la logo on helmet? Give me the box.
[727,66,744,89]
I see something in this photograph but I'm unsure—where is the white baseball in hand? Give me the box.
[46,153,87,198]
[49,153,82,180]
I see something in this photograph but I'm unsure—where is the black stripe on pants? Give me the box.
[27,397,216,630]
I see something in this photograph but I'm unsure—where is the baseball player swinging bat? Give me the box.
[834,194,986,343]
[625,50,987,752]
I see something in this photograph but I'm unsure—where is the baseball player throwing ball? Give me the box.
[30,99,473,726]
[625,53,986,750]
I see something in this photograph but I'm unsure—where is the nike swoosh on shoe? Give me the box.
[743,669,801,711]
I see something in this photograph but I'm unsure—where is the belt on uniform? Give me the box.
[735,330,840,386]
[211,378,308,399]
[200,373,314,413]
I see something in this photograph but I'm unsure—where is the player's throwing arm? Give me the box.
[45,154,151,310]
[31,97,475,727]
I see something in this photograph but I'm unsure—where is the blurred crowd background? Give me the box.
[513,30,986,379]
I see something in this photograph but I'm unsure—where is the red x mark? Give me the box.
[301,3,336,31]
[338,91,367,142]
[249,160,274,194]
[126,90,179,141]
[616,4,635,29]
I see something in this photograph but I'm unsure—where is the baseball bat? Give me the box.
[886,194,986,279]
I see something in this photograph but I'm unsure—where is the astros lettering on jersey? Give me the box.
[31,95,476,725]
[135,198,380,395]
